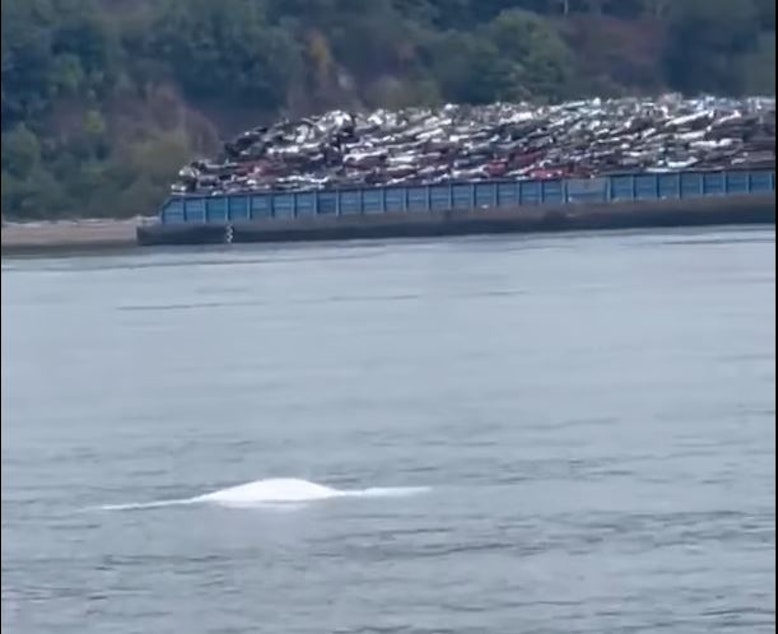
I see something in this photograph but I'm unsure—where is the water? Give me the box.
[2,227,775,634]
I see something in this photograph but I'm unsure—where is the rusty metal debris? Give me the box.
[171,94,775,195]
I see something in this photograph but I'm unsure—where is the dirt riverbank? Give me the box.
[1,220,140,256]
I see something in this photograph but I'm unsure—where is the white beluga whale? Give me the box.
[96,478,429,511]
[195,478,344,506]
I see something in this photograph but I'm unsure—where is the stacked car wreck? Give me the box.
[171,94,776,196]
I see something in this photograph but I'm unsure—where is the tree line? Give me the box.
[1,0,775,219]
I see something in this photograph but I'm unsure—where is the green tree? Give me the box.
[486,9,575,101]
[429,32,516,103]
[1,124,41,179]
[151,0,301,109]
[663,0,761,95]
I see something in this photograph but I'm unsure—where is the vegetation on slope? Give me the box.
[1,0,775,219]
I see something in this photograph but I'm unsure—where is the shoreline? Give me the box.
[3,197,775,257]
[1,220,140,256]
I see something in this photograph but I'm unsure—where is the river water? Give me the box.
[1,227,775,633]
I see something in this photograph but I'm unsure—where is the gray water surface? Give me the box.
[2,228,775,633]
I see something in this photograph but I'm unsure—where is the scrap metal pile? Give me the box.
[172,94,775,194]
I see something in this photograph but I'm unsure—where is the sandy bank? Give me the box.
[1,219,141,255]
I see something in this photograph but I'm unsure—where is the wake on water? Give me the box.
[98,478,430,511]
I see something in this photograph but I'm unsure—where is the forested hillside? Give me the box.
[2,0,775,219]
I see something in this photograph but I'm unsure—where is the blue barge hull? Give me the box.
[137,169,776,246]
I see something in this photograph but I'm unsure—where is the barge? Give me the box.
[137,168,776,246]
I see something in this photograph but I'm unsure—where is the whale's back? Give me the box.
[95,478,429,511]
[198,478,341,505]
